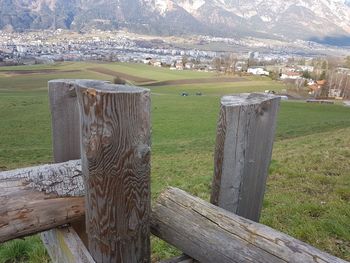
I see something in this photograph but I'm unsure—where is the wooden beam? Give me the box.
[0,160,83,196]
[151,187,348,263]
[0,175,84,243]
[210,93,280,222]
[46,79,90,251]
[1,167,348,263]
[75,80,151,262]
[41,226,95,263]
[48,79,81,163]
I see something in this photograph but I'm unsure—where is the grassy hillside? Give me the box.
[0,62,349,262]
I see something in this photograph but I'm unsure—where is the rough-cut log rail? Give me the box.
[151,187,348,263]
[211,93,280,222]
[0,170,84,243]
[0,160,84,243]
[75,80,151,263]
[1,167,349,262]
[42,226,95,263]
[0,160,83,196]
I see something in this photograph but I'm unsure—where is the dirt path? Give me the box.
[0,69,81,75]
[88,67,155,83]
[141,77,248,86]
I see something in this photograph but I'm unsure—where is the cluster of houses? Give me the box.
[245,63,350,99]
[246,64,314,78]
[0,30,217,67]
[1,29,322,73]
[1,29,349,99]
[142,57,213,71]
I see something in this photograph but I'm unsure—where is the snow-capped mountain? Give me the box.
[157,0,350,39]
[1,0,350,41]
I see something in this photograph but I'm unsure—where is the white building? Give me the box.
[280,72,302,80]
[247,67,269,76]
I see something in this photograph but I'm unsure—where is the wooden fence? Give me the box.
[0,79,348,263]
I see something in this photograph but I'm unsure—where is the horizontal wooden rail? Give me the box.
[151,187,348,263]
[0,180,84,243]
[0,160,83,196]
[0,160,84,243]
[41,226,95,263]
[1,165,349,263]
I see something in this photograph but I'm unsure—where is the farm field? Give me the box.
[0,62,349,262]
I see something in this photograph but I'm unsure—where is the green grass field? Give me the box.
[0,62,349,262]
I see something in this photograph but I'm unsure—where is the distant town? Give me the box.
[1,29,349,100]
[0,29,217,67]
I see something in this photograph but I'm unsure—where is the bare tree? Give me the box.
[221,53,238,74]
[295,78,305,91]
[182,55,188,66]
[212,57,222,72]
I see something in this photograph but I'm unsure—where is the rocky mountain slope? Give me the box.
[168,0,350,38]
[1,0,350,41]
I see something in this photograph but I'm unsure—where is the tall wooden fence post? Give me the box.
[75,80,151,263]
[47,80,88,242]
[48,79,81,162]
[42,79,91,262]
[49,79,89,241]
[210,93,280,222]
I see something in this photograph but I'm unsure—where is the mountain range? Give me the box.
[1,0,350,42]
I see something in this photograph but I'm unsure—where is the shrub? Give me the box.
[113,76,126,85]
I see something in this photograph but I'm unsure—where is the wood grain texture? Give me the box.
[75,80,151,263]
[48,79,93,251]
[0,176,84,243]
[210,93,280,222]
[41,226,95,263]
[151,187,348,263]
[49,79,81,163]
[48,79,109,163]
[2,164,348,263]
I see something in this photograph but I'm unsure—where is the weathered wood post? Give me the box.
[47,80,87,239]
[75,80,151,262]
[211,93,280,222]
[48,79,81,162]
[42,79,94,263]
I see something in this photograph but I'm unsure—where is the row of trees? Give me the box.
[290,56,350,99]
[211,54,239,73]
[314,56,350,99]
[209,54,349,76]
[206,53,350,99]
